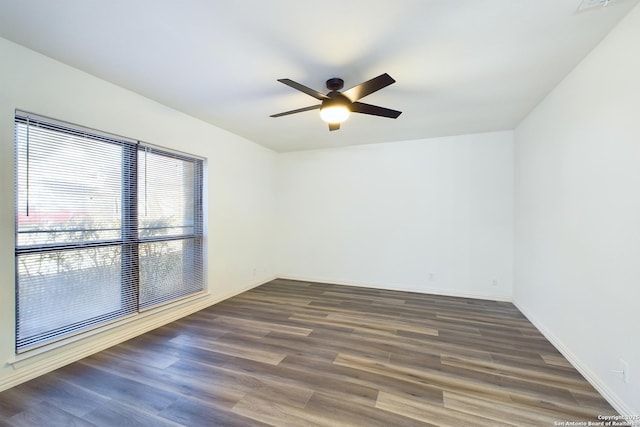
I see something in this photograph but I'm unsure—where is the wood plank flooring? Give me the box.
[0,279,618,426]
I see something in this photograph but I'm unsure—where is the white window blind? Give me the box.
[137,146,204,309]
[14,111,204,352]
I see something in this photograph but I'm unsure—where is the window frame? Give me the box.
[14,110,205,353]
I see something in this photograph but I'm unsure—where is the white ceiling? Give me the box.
[0,0,638,152]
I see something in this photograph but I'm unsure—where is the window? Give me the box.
[14,111,204,353]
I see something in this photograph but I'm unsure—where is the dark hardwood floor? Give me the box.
[0,279,617,426]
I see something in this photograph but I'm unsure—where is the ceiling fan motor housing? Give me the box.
[322,92,351,109]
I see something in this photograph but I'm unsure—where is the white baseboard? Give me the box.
[276,275,513,302]
[0,276,275,392]
[513,300,634,417]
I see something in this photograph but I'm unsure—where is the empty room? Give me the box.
[0,0,639,425]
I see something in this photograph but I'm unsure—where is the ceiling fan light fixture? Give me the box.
[320,105,350,123]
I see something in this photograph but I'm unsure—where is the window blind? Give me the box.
[137,146,204,309]
[14,111,204,352]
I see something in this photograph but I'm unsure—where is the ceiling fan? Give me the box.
[270,73,402,131]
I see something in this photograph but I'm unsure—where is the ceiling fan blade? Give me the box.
[277,79,329,100]
[270,104,321,118]
[328,123,340,131]
[342,73,396,102]
[351,102,402,119]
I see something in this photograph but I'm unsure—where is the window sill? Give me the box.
[7,291,211,368]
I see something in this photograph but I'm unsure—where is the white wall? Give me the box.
[0,37,277,390]
[514,3,640,415]
[277,132,514,300]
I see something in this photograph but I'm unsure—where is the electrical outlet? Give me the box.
[492,278,498,287]
[429,273,435,281]
[612,359,630,383]
[621,359,629,383]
